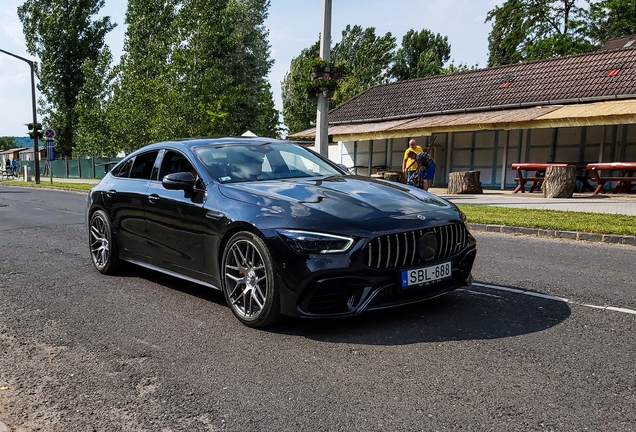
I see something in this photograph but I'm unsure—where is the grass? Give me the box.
[458,204,636,236]
[0,179,95,191]
[1,179,634,236]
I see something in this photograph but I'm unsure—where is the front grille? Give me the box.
[364,223,469,269]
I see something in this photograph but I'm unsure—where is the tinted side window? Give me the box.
[130,151,159,180]
[111,159,133,178]
[159,151,193,180]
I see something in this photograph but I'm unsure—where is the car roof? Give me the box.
[148,137,292,150]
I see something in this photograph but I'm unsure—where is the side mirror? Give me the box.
[162,172,195,191]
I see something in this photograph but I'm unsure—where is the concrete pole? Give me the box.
[315,0,332,157]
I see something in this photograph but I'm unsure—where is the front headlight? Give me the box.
[277,230,354,254]
[448,201,467,223]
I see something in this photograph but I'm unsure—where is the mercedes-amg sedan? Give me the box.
[86,137,476,328]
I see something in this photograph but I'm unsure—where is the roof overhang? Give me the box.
[289,99,636,141]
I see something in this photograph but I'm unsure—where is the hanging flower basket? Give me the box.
[311,67,324,81]
[304,58,348,99]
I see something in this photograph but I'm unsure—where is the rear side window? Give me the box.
[130,151,159,180]
[111,159,133,178]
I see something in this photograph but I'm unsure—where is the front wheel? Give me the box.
[89,209,121,275]
[221,231,280,328]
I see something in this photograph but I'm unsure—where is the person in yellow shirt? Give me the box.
[402,139,423,187]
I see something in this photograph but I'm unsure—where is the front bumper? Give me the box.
[277,243,477,318]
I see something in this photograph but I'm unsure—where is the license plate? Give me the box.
[401,261,452,287]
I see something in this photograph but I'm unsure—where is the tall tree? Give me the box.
[74,47,117,157]
[281,42,320,135]
[169,0,278,138]
[109,0,179,153]
[18,0,115,157]
[281,26,396,134]
[390,29,451,80]
[583,0,636,45]
[486,0,595,67]
[112,0,279,152]
[331,25,396,105]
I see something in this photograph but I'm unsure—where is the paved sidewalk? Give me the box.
[431,187,636,216]
[429,187,636,246]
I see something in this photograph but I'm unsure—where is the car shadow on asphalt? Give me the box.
[268,284,571,345]
[126,266,571,346]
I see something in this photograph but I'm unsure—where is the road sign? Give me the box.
[44,129,55,139]
[46,139,55,161]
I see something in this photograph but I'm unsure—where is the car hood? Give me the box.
[218,175,453,222]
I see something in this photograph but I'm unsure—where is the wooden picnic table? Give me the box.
[512,162,597,193]
[511,163,568,193]
[586,162,636,195]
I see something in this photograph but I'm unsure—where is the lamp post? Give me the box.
[315,0,332,157]
[0,48,41,184]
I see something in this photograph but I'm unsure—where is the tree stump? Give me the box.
[542,165,576,198]
[447,171,483,194]
[383,171,400,182]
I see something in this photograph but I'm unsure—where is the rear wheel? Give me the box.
[222,231,280,328]
[89,209,121,275]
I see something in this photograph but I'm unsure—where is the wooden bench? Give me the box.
[586,162,636,195]
[511,163,568,193]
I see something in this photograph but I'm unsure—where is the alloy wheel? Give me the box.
[90,214,110,269]
[224,238,269,320]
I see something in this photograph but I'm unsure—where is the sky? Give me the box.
[0,0,505,138]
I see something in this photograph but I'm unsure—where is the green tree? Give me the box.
[281,26,396,134]
[74,47,118,157]
[18,0,116,156]
[112,0,279,151]
[109,0,179,153]
[281,42,320,135]
[169,0,278,138]
[486,0,595,67]
[331,25,396,105]
[390,29,450,80]
[582,0,636,45]
[0,137,18,151]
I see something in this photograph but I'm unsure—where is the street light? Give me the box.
[0,48,41,184]
[315,0,332,157]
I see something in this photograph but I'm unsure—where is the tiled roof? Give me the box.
[598,35,636,52]
[328,47,636,124]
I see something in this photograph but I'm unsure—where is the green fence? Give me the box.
[18,157,122,179]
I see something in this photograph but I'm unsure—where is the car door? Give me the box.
[144,150,208,280]
[102,150,159,260]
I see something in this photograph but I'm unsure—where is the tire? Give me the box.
[221,231,280,328]
[89,209,121,275]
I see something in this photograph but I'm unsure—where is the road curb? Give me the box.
[467,223,636,246]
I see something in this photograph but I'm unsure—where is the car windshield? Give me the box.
[194,142,343,183]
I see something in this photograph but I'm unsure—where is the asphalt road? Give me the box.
[0,185,635,432]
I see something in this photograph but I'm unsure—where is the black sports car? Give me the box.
[86,137,476,328]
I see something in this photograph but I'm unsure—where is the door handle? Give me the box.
[106,189,116,198]
[147,194,160,204]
